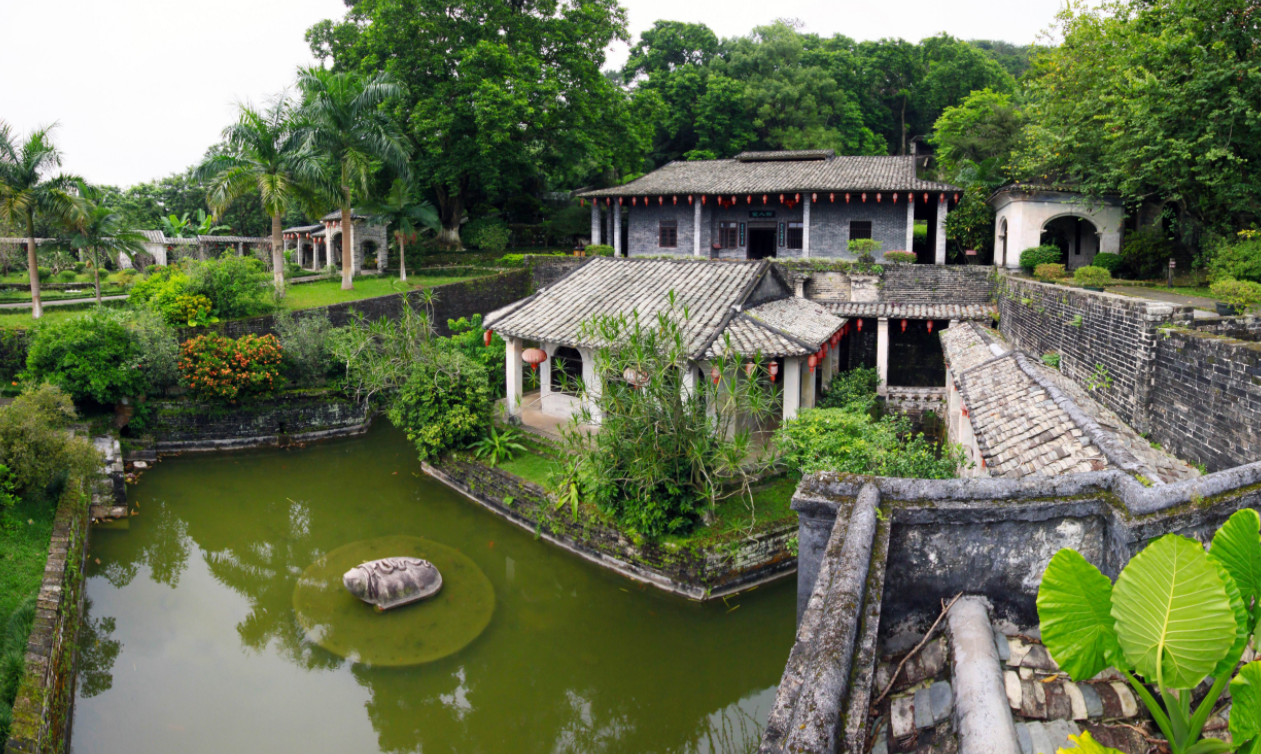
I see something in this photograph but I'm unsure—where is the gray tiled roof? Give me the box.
[484,257,773,358]
[197,235,272,244]
[736,150,834,162]
[578,154,959,198]
[821,302,996,321]
[705,314,814,359]
[743,297,845,347]
[940,322,996,374]
[321,209,370,221]
[283,224,324,234]
[0,237,54,245]
[139,230,165,244]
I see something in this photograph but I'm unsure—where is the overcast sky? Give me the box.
[1,0,1065,189]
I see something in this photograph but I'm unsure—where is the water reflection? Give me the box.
[76,598,120,699]
[75,425,794,754]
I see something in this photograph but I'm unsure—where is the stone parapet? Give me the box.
[149,390,372,452]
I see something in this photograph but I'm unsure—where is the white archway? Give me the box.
[989,187,1124,270]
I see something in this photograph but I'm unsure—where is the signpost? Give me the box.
[1168,258,1176,288]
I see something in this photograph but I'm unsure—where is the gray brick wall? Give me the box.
[880,266,994,305]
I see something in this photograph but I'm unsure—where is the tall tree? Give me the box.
[0,123,84,319]
[197,99,322,288]
[362,177,438,282]
[67,186,147,303]
[311,0,639,249]
[294,67,410,291]
[931,88,1026,181]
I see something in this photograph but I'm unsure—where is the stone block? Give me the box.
[1061,682,1088,720]
[1015,723,1033,754]
[1025,721,1055,754]
[994,632,1011,662]
[1020,679,1047,719]
[1005,671,1022,709]
[1108,682,1138,717]
[1044,720,1080,752]
[1093,683,1124,719]
[914,687,935,729]
[1019,644,1057,672]
[929,681,952,724]
[891,695,917,739]
[1043,682,1072,720]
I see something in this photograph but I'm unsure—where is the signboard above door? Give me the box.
[749,210,776,218]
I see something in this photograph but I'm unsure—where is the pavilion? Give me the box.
[282,209,388,274]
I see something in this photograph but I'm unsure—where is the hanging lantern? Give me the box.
[954,193,959,202]
[623,367,648,388]
[580,198,585,207]
[907,193,913,202]
[483,329,493,347]
[731,195,736,205]
[688,195,693,205]
[618,197,623,205]
[892,193,898,203]
[831,332,840,347]
[673,196,677,205]
[702,195,707,205]
[857,319,863,332]
[768,361,779,382]
[862,193,868,203]
[744,361,757,377]
[795,193,800,202]
[812,193,817,202]
[923,193,929,204]
[927,321,934,333]
[877,193,882,203]
[521,348,547,372]
[658,196,663,205]
[763,195,768,205]
[631,197,636,206]
[845,193,851,203]
[711,365,721,385]
[807,354,818,373]
[829,193,835,203]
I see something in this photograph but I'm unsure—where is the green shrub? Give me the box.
[473,223,511,253]
[1210,277,1261,311]
[24,308,152,404]
[73,262,86,274]
[1073,265,1113,287]
[56,270,76,282]
[128,268,191,324]
[1019,245,1062,272]
[273,311,335,388]
[498,254,526,267]
[387,350,493,460]
[35,267,50,282]
[1091,252,1123,274]
[0,384,99,495]
[1,595,36,741]
[1034,263,1066,281]
[1209,234,1261,283]
[817,367,879,412]
[585,244,615,257]
[848,238,882,263]
[185,254,269,319]
[1121,225,1172,279]
[171,294,217,327]
[440,314,505,398]
[178,333,283,403]
[883,250,917,264]
[777,408,965,479]
[284,262,303,278]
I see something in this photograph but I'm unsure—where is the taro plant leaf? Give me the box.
[1111,534,1237,689]
[1208,508,1261,618]
[1037,548,1122,681]
[1057,730,1126,753]
[1230,661,1261,751]
[1208,558,1251,680]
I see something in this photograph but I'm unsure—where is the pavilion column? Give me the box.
[590,202,601,246]
[693,197,702,257]
[803,194,812,258]
[935,195,948,265]
[539,343,554,404]
[505,337,523,419]
[783,357,802,421]
[237,242,244,257]
[822,346,835,390]
[613,201,622,257]
[801,356,816,410]
[682,363,698,402]
[905,194,915,253]
[876,318,890,396]
[579,347,602,423]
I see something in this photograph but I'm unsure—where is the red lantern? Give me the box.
[744,361,757,377]
[830,332,840,347]
[763,195,768,205]
[631,197,636,206]
[731,195,736,205]
[907,193,913,202]
[901,319,907,333]
[702,196,707,205]
[659,196,663,205]
[711,365,721,385]
[688,195,693,205]
[862,193,868,203]
[845,193,851,203]
[892,193,898,203]
[927,321,934,333]
[807,354,818,373]
[954,193,959,202]
[747,195,752,204]
[857,319,863,332]
[521,348,547,372]
[923,193,929,204]
[623,368,648,388]
[768,362,779,383]
[877,193,882,203]
[812,193,817,202]
[483,329,493,347]
[830,193,835,203]
[795,193,800,202]
[673,196,677,205]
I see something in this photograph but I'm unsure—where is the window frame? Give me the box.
[718,222,739,249]
[849,220,873,241]
[786,222,804,250]
[658,219,678,248]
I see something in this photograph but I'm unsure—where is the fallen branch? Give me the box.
[871,592,964,711]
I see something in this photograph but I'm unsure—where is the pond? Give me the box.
[72,423,796,754]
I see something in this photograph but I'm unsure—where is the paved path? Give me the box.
[1106,286,1221,319]
[0,294,127,310]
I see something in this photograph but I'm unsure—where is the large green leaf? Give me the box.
[1038,548,1122,681]
[1209,508,1261,616]
[1231,662,1261,747]
[1112,534,1236,689]
[1210,558,1251,680]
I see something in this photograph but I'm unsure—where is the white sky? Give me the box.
[1,0,1065,188]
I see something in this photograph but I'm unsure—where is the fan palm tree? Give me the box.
[0,122,85,318]
[363,178,438,282]
[295,67,410,291]
[196,99,320,288]
[69,187,148,303]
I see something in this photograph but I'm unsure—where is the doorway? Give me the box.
[748,226,776,259]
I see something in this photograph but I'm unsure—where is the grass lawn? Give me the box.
[279,274,478,311]
[497,441,563,488]
[0,303,127,330]
[0,496,55,629]
[699,475,799,540]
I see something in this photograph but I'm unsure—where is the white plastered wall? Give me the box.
[991,190,1124,270]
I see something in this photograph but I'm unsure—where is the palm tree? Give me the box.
[0,122,85,318]
[363,178,438,282]
[197,99,319,288]
[295,68,410,291]
[69,187,147,303]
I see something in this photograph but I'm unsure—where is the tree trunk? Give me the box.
[271,213,285,290]
[341,191,354,291]
[26,216,41,319]
[900,97,908,156]
[434,181,466,251]
[93,249,102,304]
[398,231,407,282]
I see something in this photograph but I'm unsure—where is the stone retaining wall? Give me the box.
[149,390,371,452]
[424,456,797,600]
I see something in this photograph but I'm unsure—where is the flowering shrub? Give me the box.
[179,333,282,402]
[1034,263,1066,281]
[172,294,218,327]
[883,250,917,264]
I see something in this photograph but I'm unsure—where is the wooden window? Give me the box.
[659,220,677,248]
[787,222,804,249]
[850,221,873,240]
[719,222,739,249]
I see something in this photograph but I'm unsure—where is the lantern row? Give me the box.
[580,192,960,207]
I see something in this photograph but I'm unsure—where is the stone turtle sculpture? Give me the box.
[343,556,443,611]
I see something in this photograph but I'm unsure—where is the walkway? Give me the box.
[0,294,127,310]
[1106,286,1221,319]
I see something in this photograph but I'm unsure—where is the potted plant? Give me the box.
[1072,265,1112,291]
[848,238,881,264]
[1210,277,1261,316]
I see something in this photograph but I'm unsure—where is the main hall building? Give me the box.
[577,150,961,263]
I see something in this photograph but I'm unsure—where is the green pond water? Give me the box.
[73,423,796,754]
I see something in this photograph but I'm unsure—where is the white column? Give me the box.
[539,343,554,403]
[876,318,890,396]
[613,201,622,257]
[579,347,602,423]
[802,194,812,258]
[935,195,948,265]
[682,363,698,402]
[905,195,915,253]
[693,197,702,257]
[822,346,835,390]
[505,337,523,419]
[590,202,601,246]
[237,242,244,257]
[802,356,816,409]
[783,357,802,421]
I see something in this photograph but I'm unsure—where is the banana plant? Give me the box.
[1038,508,1261,754]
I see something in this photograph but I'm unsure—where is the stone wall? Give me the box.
[995,276,1192,433]
[526,256,586,290]
[425,456,797,600]
[149,390,371,452]
[1150,322,1261,471]
[879,265,994,306]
